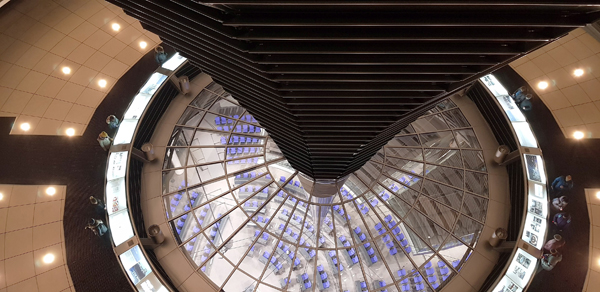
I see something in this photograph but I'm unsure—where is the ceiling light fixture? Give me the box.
[46,187,56,196]
[112,23,120,31]
[61,67,71,74]
[20,123,30,131]
[98,79,107,88]
[596,191,600,199]
[573,131,585,140]
[537,81,549,90]
[42,253,55,264]
[139,41,147,49]
[0,193,3,200]
[574,69,584,77]
[66,128,75,136]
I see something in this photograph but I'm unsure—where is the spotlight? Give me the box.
[139,41,147,49]
[20,123,30,131]
[596,191,600,199]
[111,23,120,31]
[42,253,55,264]
[61,67,71,74]
[66,128,75,136]
[537,81,549,90]
[573,131,584,140]
[574,69,584,77]
[46,187,56,196]
[98,79,107,88]
[0,193,3,200]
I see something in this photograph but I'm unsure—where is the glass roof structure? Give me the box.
[162,83,488,292]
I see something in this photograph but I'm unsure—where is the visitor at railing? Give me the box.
[98,131,113,151]
[550,175,573,197]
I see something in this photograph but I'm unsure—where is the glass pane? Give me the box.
[419,131,456,148]
[461,193,488,222]
[178,107,204,127]
[411,114,449,133]
[454,129,481,149]
[385,147,423,161]
[461,150,486,172]
[420,181,463,211]
[388,135,420,147]
[424,148,462,168]
[441,108,470,129]
[453,215,483,247]
[187,147,226,167]
[464,171,489,197]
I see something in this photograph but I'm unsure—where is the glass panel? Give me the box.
[461,193,488,222]
[411,114,449,133]
[190,87,221,109]
[420,180,463,211]
[403,210,450,253]
[437,238,471,273]
[388,135,420,147]
[454,129,481,149]
[164,191,191,220]
[187,147,226,167]
[424,148,462,168]
[222,270,257,292]
[441,109,470,129]
[199,112,236,131]
[191,129,230,146]
[424,165,464,190]
[464,171,489,197]
[200,247,235,287]
[169,126,195,146]
[419,131,456,148]
[196,193,237,229]
[461,150,486,172]
[452,215,483,247]
[265,138,284,161]
[209,98,244,117]
[415,196,459,231]
[178,107,204,127]
[385,147,423,161]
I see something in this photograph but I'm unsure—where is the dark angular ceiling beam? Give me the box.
[108,0,600,179]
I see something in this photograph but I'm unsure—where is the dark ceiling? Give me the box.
[107,0,600,179]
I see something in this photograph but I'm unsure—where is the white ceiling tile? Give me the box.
[33,243,64,275]
[87,8,117,28]
[68,66,98,87]
[0,209,7,234]
[563,38,595,60]
[66,43,95,64]
[14,46,47,70]
[1,91,33,114]
[83,51,111,71]
[21,95,52,117]
[594,225,600,249]
[36,78,66,99]
[131,20,144,32]
[49,36,81,58]
[43,100,73,121]
[58,122,84,137]
[575,103,600,124]
[75,88,104,108]
[0,35,16,56]
[554,106,585,127]
[548,45,579,67]
[593,248,600,273]
[32,222,61,251]
[33,201,62,226]
[0,61,11,81]
[53,13,85,35]
[144,31,162,44]
[120,14,138,25]
[50,59,81,80]
[540,90,571,110]
[32,118,63,136]
[589,122,600,138]
[578,33,600,54]
[0,234,4,261]
[16,71,47,93]
[588,270,600,292]
[546,68,578,89]
[55,82,85,103]
[101,58,128,78]
[35,265,69,292]
[11,115,41,135]
[39,6,71,28]
[33,53,65,76]
[24,0,56,21]
[3,14,36,40]
[5,205,34,232]
[98,37,127,58]
[562,84,592,106]
[82,29,111,50]
[5,228,33,259]
[115,26,143,45]
[75,1,105,19]
[0,39,31,64]
[64,104,93,124]
[514,61,544,81]
[57,0,88,12]
[6,277,39,292]
[0,8,23,31]
[530,53,562,74]
[106,2,124,15]
[580,79,600,101]
[0,185,13,208]
[20,22,52,46]
[0,88,12,110]
[33,29,65,51]
[9,185,38,207]
[67,22,98,43]
[115,46,143,66]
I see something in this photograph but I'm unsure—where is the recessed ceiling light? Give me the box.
[20,123,31,131]
[139,41,147,49]
[574,69,584,77]
[596,191,600,199]
[98,79,107,88]
[46,187,56,196]
[112,23,120,31]
[573,131,585,140]
[42,253,55,264]
[61,67,71,74]
[66,128,75,136]
[537,81,549,90]
[0,193,3,200]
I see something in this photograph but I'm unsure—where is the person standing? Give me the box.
[106,115,120,129]
[551,175,573,196]
[552,196,569,212]
[540,249,562,271]
[98,131,113,151]
[543,234,565,253]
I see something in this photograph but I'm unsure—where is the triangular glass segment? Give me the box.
[464,171,489,197]
[385,147,423,162]
[453,215,484,247]
[411,114,449,133]
[415,196,459,231]
[389,134,420,147]
[461,150,486,172]
[461,193,488,222]
[420,180,463,211]
[177,107,204,127]
[441,108,471,129]
[419,131,456,148]
[424,148,462,168]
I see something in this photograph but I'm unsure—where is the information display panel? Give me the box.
[512,122,537,148]
[106,178,127,216]
[480,75,526,122]
[161,53,186,71]
[506,249,538,288]
[109,209,135,246]
[521,213,547,249]
[524,154,546,184]
[107,151,128,180]
[491,275,524,292]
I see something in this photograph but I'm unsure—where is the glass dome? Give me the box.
[161,83,488,292]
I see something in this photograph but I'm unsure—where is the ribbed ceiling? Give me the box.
[107,0,600,179]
